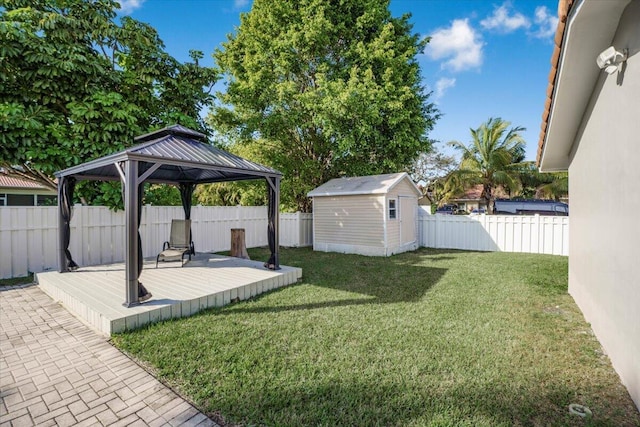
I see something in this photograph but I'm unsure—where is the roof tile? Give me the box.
[0,174,51,190]
[537,0,575,166]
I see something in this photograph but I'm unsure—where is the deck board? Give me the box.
[36,254,302,336]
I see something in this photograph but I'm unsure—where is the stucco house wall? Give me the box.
[567,0,640,408]
[539,0,640,409]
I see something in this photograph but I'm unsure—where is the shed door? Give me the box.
[399,196,416,245]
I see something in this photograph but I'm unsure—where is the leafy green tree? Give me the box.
[0,0,217,203]
[536,172,568,200]
[409,143,457,207]
[446,118,526,214]
[143,185,183,206]
[513,162,569,200]
[195,181,267,207]
[209,0,438,211]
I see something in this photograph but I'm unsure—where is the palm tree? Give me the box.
[515,161,569,200]
[446,118,526,213]
[536,172,568,200]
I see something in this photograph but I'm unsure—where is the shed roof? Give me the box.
[307,173,421,197]
[55,124,281,184]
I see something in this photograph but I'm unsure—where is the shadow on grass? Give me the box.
[209,376,596,427]
[218,248,448,315]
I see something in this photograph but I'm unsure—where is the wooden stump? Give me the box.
[230,228,250,259]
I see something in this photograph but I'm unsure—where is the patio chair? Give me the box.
[156,219,194,268]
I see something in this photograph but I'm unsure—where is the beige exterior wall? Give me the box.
[567,0,640,408]
[313,194,385,251]
[1,188,55,195]
[0,187,57,206]
[385,179,419,254]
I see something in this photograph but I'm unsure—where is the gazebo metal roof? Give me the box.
[54,124,281,308]
[55,124,281,183]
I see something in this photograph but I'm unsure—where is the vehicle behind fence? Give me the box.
[493,199,569,216]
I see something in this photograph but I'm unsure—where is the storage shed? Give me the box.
[307,173,421,256]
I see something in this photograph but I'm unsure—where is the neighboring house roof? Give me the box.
[0,173,54,192]
[449,185,508,202]
[307,172,422,197]
[538,0,632,171]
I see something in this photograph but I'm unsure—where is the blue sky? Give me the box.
[121,0,559,161]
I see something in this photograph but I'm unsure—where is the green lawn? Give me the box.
[0,274,33,287]
[112,248,640,426]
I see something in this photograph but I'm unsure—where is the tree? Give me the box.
[0,0,217,202]
[446,118,526,214]
[209,0,439,212]
[514,162,569,200]
[535,172,568,200]
[408,143,457,206]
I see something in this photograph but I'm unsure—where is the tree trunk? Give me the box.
[230,228,250,259]
[483,185,493,214]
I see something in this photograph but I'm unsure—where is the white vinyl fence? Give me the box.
[0,206,313,279]
[1,205,568,279]
[418,212,569,256]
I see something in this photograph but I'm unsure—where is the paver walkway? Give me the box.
[0,284,218,427]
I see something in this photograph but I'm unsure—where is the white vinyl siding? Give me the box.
[400,196,416,245]
[386,180,418,251]
[392,179,419,196]
[386,197,400,249]
[313,195,385,247]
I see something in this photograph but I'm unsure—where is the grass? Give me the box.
[0,273,33,287]
[112,248,640,426]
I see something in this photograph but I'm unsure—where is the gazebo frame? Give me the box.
[55,125,282,307]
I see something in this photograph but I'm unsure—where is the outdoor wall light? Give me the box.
[596,46,628,74]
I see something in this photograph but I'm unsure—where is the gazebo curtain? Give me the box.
[178,183,195,254]
[59,176,78,271]
[136,182,148,297]
[266,180,278,269]
[179,183,195,219]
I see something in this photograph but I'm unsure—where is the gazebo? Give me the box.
[55,125,282,307]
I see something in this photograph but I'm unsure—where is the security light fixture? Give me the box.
[596,46,627,75]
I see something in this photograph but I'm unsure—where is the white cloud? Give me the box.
[425,19,483,72]
[234,0,250,9]
[480,3,530,32]
[118,0,144,15]
[434,77,456,101]
[531,6,559,39]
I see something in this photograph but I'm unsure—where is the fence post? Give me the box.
[296,211,301,247]
[533,214,541,254]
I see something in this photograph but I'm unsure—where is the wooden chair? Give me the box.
[156,219,194,268]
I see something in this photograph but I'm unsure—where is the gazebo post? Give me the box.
[57,176,67,273]
[266,175,281,270]
[123,160,139,307]
[274,176,280,269]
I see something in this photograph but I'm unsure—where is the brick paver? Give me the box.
[0,284,218,426]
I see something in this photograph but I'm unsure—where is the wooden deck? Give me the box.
[36,254,302,336]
